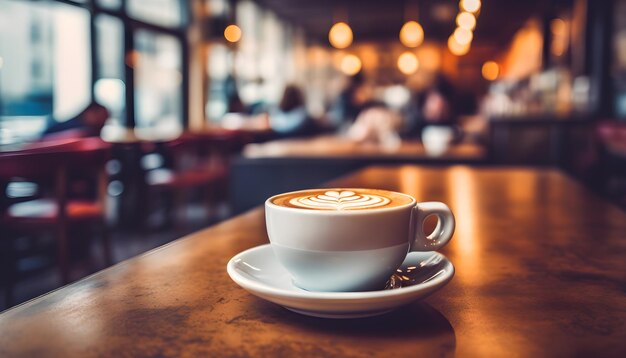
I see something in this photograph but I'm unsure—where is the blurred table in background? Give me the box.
[101,128,257,228]
[243,135,485,160]
[1,166,625,356]
[232,135,487,213]
[1,128,270,228]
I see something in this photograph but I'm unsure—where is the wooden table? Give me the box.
[243,135,486,161]
[232,135,487,213]
[1,166,625,356]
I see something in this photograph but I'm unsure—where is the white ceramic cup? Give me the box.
[422,125,454,157]
[265,189,455,292]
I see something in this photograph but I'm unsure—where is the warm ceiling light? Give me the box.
[456,12,476,30]
[125,50,141,67]
[448,35,470,56]
[482,61,499,81]
[453,27,473,45]
[329,22,353,49]
[397,52,419,75]
[224,24,242,43]
[359,46,379,70]
[340,54,362,75]
[399,21,424,48]
[417,45,441,71]
[460,0,481,13]
[551,18,566,36]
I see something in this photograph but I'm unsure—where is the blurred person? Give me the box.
[221,76,269,130]
[328,72,375,129]
[269,85,315,137]
[227,92,245,114]
[41,101,109,139]
[247,78,269,115]
[403,74,458,138]
[347,104,402,150]
[224,75,245,114]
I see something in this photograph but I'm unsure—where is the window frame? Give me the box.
[51,0,191,128]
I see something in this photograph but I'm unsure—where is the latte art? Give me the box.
[271,188,414,211]
[289,190,391,211]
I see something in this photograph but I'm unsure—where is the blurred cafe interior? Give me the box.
[0,0,625,315]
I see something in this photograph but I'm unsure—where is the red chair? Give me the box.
[143,131,240,227]
[0,138,111,303]
[194,130,243,207]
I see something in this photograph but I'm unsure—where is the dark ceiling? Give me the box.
[254,0,547,47]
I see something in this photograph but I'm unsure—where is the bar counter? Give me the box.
[1,166,625,356]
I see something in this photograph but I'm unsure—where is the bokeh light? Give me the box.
[551,18,566,36]
[482,61,500,80]
[460,0,481,13]
[550,18,568,57]
[224,24,242,43]
[453,27,473,45]
[125,50,141,68]
[417,45,441,71]
[340,54,362,75]
[456,12,476,30]
[329,22,353,49]
[399,21,424,48]
[397,52,419,75]
[448,35,471,56]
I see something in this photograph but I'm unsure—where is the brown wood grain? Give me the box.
[1,166,625,357]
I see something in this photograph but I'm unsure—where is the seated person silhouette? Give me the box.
[269,85,314,137]
[41,101,109,140]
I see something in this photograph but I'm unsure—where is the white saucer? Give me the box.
[227,244,455,319]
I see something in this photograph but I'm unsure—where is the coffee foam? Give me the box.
[271,189,412,211]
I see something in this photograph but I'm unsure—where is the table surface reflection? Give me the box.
[1,166,626,356]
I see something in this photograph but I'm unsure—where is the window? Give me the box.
[52,3,92,120]
[97,0,122,10]
[0,0,91,141]
[95,15,125,125]
[205,44,232,120]
[0,0,193,143]
[134,29,183,134]
[127,0,185,28]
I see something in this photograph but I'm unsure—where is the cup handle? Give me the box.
[410,202,455,251]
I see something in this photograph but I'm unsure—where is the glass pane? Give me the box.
[52,4,92,121]
[205,44,232,120]
[97,0,122,10]
[95,15,125,126]
[235,0,262,106]
[127,0,184,27]
[134,29,183,134]
[0,0,91,142]
[205,0,229,17]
